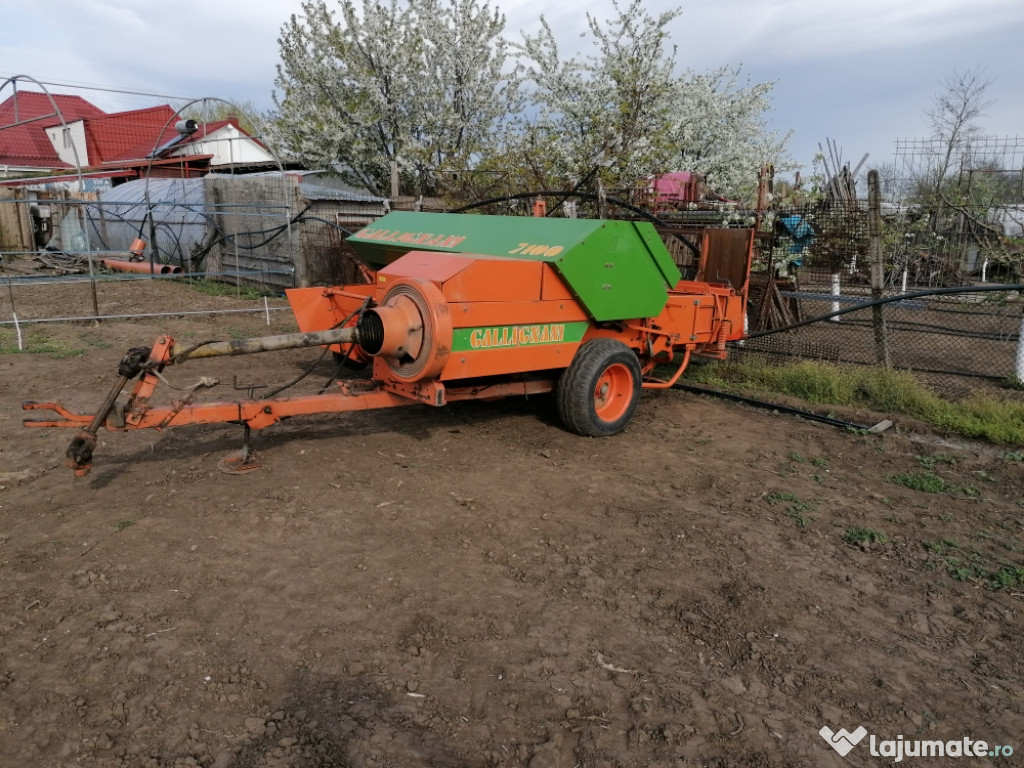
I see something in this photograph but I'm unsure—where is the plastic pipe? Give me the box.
[101,258,183,275]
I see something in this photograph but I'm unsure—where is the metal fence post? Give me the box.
[868,170,891,367]
[1016,306,1024,383]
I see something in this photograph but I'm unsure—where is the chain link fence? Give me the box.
[739,187,1024,399]
[0,173,388,325]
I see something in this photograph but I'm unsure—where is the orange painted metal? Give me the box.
[287,284,375,364]
[444,377,556,402]
[371,295,426,359]
[376,251,472,286]
[447,299,588,328]
[540,264,576,301]
[442,342,577,380]
[22,401,92,427]
[640,348,692,389]
[123,335,174,425]
[373,278,452,382]
[288,284,375,332]
[439,257,544,304]
[23,374,557,433]
[26,384,417,433]
[593,362,634,422]
[28,219,754,476]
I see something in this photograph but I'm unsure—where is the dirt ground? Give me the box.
[1,281,1022,768]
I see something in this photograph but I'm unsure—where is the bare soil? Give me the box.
[1,281,1022,768]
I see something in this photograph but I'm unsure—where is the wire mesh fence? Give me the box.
[740,183,1024,400]
[5,188,1022,403]
[738,285,1023,399]
[0,173,388,324]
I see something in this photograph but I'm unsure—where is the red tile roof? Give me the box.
[0,91,107,168]
[1,91,264,173]
[83,105,179,164]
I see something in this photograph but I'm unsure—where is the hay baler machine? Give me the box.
[24,211,752,476]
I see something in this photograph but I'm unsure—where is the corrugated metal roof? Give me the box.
[0,91,106,124]
[297,181,386,203]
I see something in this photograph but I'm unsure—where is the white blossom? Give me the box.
[269,0,519,195]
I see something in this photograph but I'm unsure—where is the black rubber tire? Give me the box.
[557,338,642,436]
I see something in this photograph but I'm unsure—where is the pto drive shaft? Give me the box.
[174,326,359,361]
[63,326,362,476]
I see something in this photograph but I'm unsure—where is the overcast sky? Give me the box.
[2,0,1022,177]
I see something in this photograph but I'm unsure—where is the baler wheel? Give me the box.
[557,339,642,436]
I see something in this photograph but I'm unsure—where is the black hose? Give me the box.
[745,284,1024,340]
[815,315,1017,343]
[672,383,874,431]
[448,190,704,257]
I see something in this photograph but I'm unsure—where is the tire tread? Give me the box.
[557,338,641,436]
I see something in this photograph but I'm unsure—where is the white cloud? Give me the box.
[672,0,1024,64]
[2,0,1022,171]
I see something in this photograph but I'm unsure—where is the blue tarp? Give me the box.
[780,215,815,265]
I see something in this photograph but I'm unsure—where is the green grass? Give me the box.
[686,360,1024,445]
[765,491,816,528]
[187,278,275,300]
[920,534,1024,588]
[843,527,889,545]
[0,329,86,359]
[987,567,1024,589]
[889,470,949,493]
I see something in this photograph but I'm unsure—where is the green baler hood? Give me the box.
[349,212,681,322]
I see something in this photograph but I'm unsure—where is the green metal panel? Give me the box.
[552,221,681,321]
[349,211,603,264]
[349,212,682,321]
[633,221,685,288]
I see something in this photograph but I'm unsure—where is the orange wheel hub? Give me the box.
[593,362,634,422]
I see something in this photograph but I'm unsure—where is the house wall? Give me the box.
[174,126,274,167]
[44,120,90,168]
[204,174,301,290]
